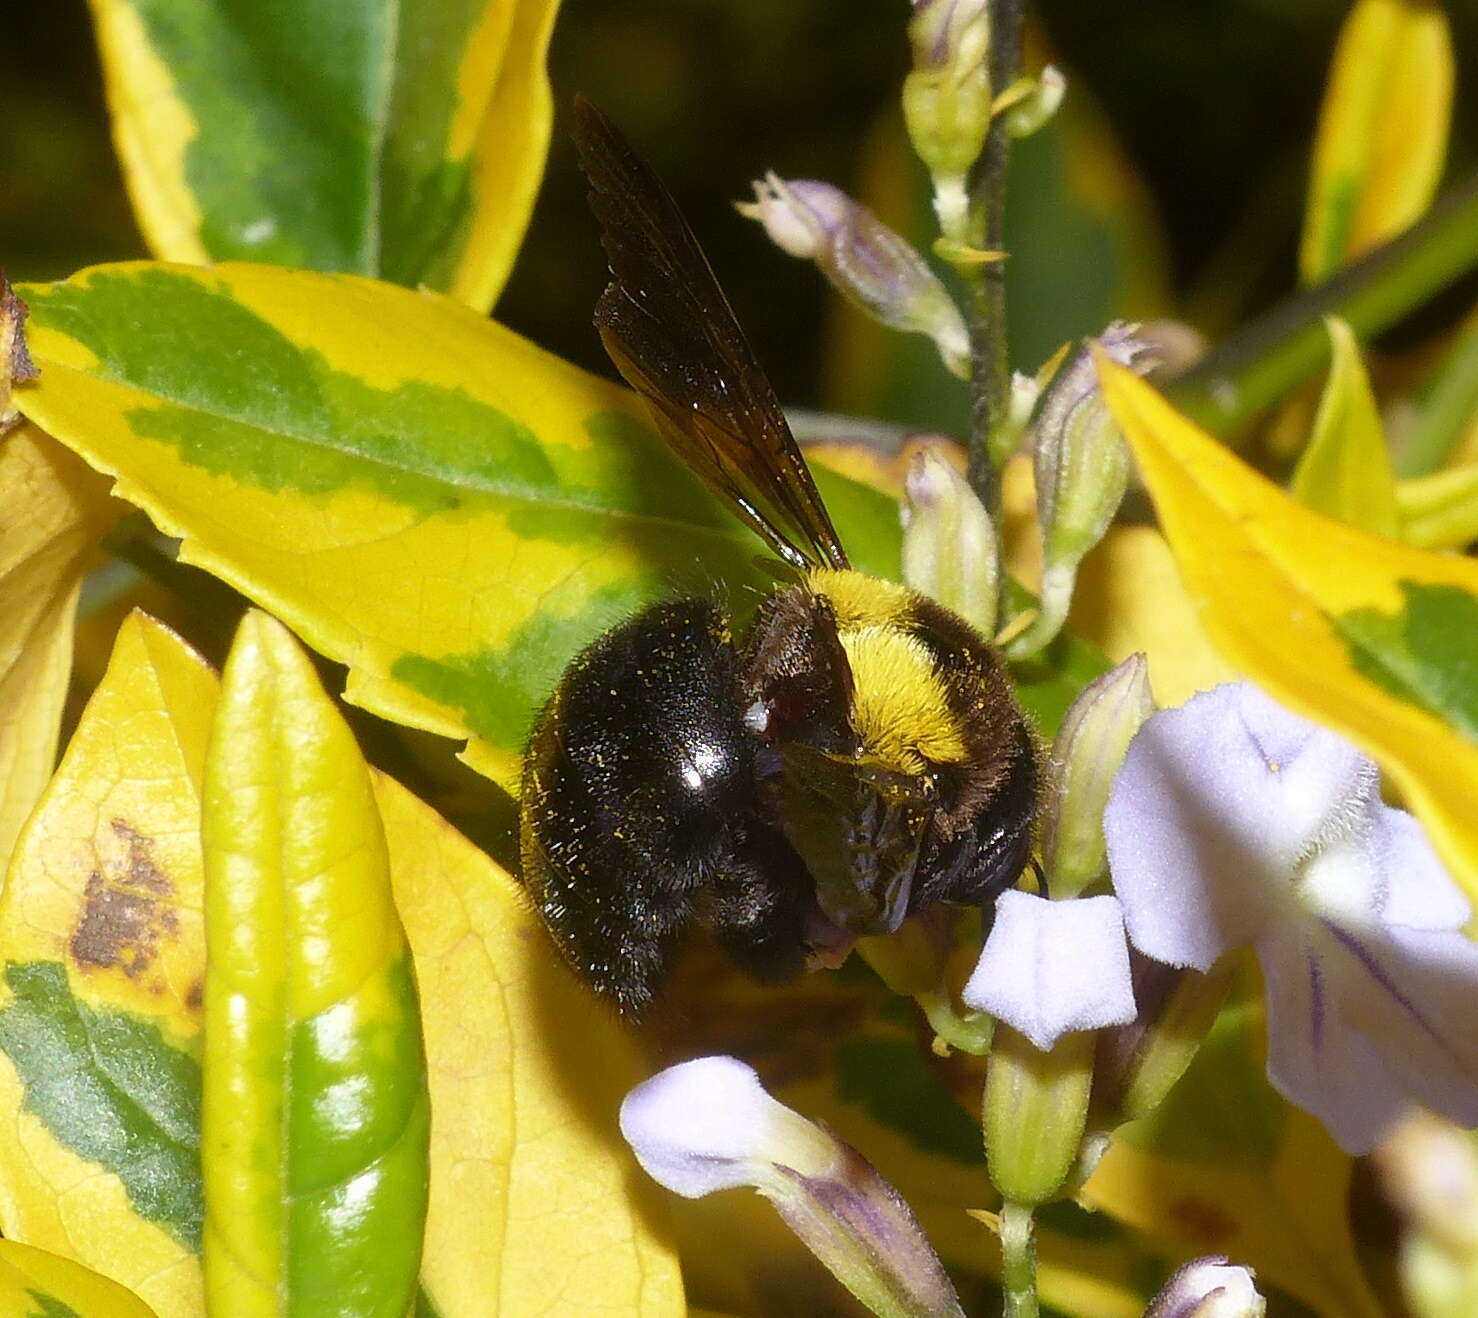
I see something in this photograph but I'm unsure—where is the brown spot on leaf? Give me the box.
[69,820,179,982]
[0,268,38,438]
[185,979,203,1012]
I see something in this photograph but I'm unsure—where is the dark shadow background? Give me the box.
[5,0,1475,419]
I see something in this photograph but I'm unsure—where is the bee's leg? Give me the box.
[700,834,813,984]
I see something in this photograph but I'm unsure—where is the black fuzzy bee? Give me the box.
[520,100,1037,1018]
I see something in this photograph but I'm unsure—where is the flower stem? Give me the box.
[1167,170,1478,442]
[961,0,1026,517]
[999,1201,1039,1318]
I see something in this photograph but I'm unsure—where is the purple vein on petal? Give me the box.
[1322,920,1448,1051]
[1308,950,1326,1054]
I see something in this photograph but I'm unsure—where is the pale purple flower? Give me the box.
[963,891,1136,1049]
[621,1056,966,1318]
[1105,682,1478,1154]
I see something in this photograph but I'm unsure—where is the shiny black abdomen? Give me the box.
[520,600,810,1017]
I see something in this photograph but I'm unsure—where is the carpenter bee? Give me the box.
[520,99,1037,1018]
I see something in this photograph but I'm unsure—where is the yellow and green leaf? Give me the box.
[372,770,685,1317]
[1099,358,1478,894]
[201,611,429,1318]
[0,613,215,1318]
[90,0,561,310]
[16,261,901,791]
[0,424,118,873]
[1300,0,1454,285]
[0,1240,160,1318]
[1084,984,1383,1318]
[1290,317,1398,535]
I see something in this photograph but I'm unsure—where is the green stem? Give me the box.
[961,0,1025,516]
[1167,170,1478,441]
[999,1201,1038,1318]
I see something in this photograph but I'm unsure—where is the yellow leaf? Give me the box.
[452,0,563,312]
[1083,984,1382,1318]
[0,424,118,871]
[1291,317,1399,535]
[0,612,214,1318]
[1087,1110,1379,1318]
[1099,357,1478,895]
[1300,0,1454,284]
[1069,525,1238,709]
[0,1239,160,1318]
[372,772,686,1317]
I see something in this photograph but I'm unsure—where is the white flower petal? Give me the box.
[1374,807,1472,931]
[962,891,1136,1050]
[1259,921,1478,1153]
[620,1056,795,1197]
[1106,683,1374,969]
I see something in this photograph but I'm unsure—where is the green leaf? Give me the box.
[92,0,561,310]
[18,262,902,790]
[0,962,200,1252]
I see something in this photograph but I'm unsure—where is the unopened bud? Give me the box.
[1143,1257,1265,1318]
[903,1,992,242]
[1009,323,1159,657]
[1,270,39,437]
[623,1057,967,1318]
[1002,66,1066,138]
[739,176,970,379]
[901,444,1000,636]
[1042,654,1153,899]
[983,1021,1096,1207]
[1092,953,1236,1128]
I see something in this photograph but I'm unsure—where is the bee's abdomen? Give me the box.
[520,600,774,1017]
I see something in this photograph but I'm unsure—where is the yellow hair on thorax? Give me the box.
[807,568,912,629]
[839,626,966,772]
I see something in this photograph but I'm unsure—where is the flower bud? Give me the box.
[739,176,970,378]
[903,1,992,241]
[1002,66,1066,138]
[1041,654,1154,899]
[1143,1257,1265,1318]
[983,1021,1096,1207]
[1091,953,1236,1129]
[623,1056,966,1318]
[901,443,1000,636]
[1008,323,1159,658]
[1,270,39,437]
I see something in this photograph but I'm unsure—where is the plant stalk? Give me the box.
[999,1201,1038,1318]
[961,0,1026,517]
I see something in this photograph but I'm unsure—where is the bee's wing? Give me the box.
[571,96,849,573]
